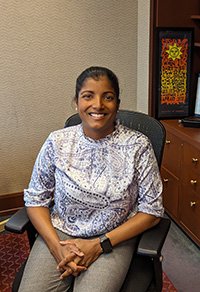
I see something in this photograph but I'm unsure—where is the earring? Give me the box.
[75,107,78,111]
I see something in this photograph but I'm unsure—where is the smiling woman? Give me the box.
[18,66,164,292]
[74,67,120,140]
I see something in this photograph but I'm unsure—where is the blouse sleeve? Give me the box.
[24,134,55,207]
[135,136,164,217]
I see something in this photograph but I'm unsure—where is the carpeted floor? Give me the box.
[0,231,177,292]
[162,215,200,292]
[0,232,29,292]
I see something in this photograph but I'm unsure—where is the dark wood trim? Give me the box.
[0,192,24,216]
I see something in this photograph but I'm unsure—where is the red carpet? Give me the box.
[0,232,177,292]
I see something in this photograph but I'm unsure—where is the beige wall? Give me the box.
[0,0,150,195]
[137,0,150,112]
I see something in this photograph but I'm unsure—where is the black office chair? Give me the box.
[5,110,170,292]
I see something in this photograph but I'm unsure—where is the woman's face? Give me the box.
[76,76,119,140]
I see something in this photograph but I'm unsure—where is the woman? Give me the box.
[19,66,164,292]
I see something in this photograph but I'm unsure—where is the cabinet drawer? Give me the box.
[161,167,179,218]
[182,143,200,177]
[162,132,182,177]
[181,176,200,194]
[182,143,200,193]
[179,184,200,241]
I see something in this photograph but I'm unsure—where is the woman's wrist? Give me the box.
[93,237,103,255]
[49,242,62,261]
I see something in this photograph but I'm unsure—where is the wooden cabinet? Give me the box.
[191,15,200,48]
[161,119,200,246]
[161,167,179,219]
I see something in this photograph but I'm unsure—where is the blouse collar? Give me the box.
[78,119,120,145]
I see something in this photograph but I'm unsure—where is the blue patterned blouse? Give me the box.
[24,122,164,237]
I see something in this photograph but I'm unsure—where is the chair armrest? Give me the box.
[137,217,171,257]
[5,207,30,234]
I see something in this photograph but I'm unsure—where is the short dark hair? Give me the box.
[74,66,120,102]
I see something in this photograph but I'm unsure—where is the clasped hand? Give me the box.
[57,237,102,279]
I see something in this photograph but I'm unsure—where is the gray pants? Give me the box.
[19,229,138,292]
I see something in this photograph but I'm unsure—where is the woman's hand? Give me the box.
[26,207,91,278]
[56,241,87,279]
[74,238,102,267]
[59,238,102,269]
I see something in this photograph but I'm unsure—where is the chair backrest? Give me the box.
[65,109,166,168]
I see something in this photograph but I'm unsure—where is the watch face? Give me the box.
[100,235,113,253]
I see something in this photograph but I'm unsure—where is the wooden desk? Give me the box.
[161,120,200,246]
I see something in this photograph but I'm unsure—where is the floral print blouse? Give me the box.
[24,122,164,237]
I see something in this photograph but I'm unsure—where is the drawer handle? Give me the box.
[165,140,171,144]
[190,201,196,207]
[163,178,169,183]
[190,180,197,185]
[192,158,198,163]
